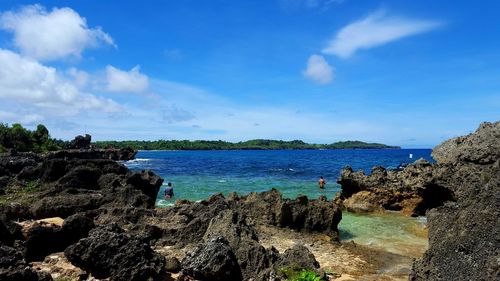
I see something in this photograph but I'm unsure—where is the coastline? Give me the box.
[0,121,497,280]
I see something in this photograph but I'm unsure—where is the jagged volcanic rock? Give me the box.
[64,224,167,281]
[0,243,53,281]
[336,158,453,216]
[410,121,500,281]
[181,236,243,281]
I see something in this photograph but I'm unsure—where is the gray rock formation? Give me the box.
[157,189,342,248]
[65,224,167,281]
[0,244,53,281]
[410,121,500,281]
[181,236,243,281]
[337,158,453,216]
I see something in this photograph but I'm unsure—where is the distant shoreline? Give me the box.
[94,139,401,151]
[132,148,402,151]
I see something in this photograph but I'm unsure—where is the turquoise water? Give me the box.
[125,149,430,254]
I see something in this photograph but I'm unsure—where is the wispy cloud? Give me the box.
[323,10,442,58]
[302,54,334,84]
[0,4,115,61]
[105,65,149,93]
[161,104,195,124]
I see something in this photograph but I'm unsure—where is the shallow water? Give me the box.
[341,212,428,256]
[126,149,431,255]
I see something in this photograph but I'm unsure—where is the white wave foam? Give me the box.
[128,158,151,163]
[156,199,174,207]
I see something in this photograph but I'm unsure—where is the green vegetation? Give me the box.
[0,123,63,153]
[0,122,399,152]
[0,180,43,206]
[21,180,40,193]
[280,268,323,281]
[94,139,400,150]
[292,270,322,281]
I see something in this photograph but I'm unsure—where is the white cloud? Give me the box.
[0,48,122,115]
[303,54,334,84]
[322,10,441,58]
[67,67,89,88]
[0,4,115,61]
[105,65,150,93]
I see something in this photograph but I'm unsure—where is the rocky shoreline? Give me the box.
[0,145,342,280]
[336,121,499,280]
[1,121,498,280]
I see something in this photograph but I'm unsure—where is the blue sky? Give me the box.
[0,0,498,147]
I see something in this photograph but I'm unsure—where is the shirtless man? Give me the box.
[318,176,326,189]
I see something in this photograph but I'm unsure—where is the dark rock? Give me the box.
[336,159,452,216]
[0,176,9,193]
[46,148,137,161]
[432,121,500,165]
[129,224,163,244]
[165,256,181,273]
[0,156,38,175]
[31,193,104,219]
[125,170,164,207]
[159,194,229,246]
[0,203,31,221]
[279,195,342,240]
[0,243,24,267]
[67,134,91,150]
[0,244,53,281]
[61,213,95,244]
[17,165,41,181]
[181,236,243,281]
[203,210,258,244]
[57,166,102,190]
[118,147,138,161]
[232,189,342,241]
[277,244,320,270]
[203,210,274,280]
[22,214,96,262]
[65,224,166,281]
[410,121,500,281]
[24,222,63,261]
[40,159,68,182]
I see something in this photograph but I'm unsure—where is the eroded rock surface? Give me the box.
[0,244,53,281]
[410,121,500,281]
[181,236,243,281]
[336,159,453,216]
[156,188,342,248]
[65,224,167,281]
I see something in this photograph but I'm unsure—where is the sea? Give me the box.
[125,148,432,256]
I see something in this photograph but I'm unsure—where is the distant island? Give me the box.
[0,123,399,153]
[94,139,400,150]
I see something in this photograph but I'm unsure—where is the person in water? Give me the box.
[164,182,174,199]
[318,176,326,189]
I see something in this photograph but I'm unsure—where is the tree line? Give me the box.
[0,123,64,153]
[94,139,400,150]
[0,123,400,153]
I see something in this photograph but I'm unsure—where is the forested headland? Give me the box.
[94,139,400,150]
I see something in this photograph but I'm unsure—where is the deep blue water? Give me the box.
[125,149,432,204]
